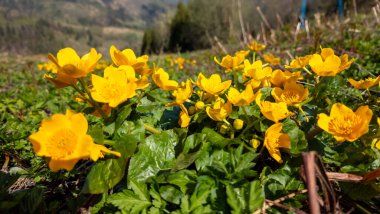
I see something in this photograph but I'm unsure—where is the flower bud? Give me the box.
[219,124,229,135]
[195,101,205,110]
[188,106,196,115]
[233,119,244,130]
[250,139,261,149]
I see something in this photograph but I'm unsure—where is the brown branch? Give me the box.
[265,200,307,214]
[302,152,321,214]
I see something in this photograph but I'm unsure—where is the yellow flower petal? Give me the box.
[317,103,372,142]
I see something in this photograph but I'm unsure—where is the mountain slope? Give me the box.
[0,0,181,55]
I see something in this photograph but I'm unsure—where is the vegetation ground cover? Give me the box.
[1,7,380,214]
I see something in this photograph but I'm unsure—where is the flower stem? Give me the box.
[302,66,313,75]
[143,123,161,134]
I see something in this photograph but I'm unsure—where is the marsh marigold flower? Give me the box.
[348,76,380,90]
[270,69,303,87]
[152,67,179,90]
[227,84,257,106]
[44,72,78,88]
[247,40,266,52]
[110,45,148,74]
[214,50,249,72]
[285,55,311,69]
[263,54,280,66]
[244,60,272,88]
[28,110,120,172]
[174,57,185,70]
[206,98,232,121]
[167,79,193,108]
[264,123,291,163]
[48,47,102,78]
[91,65,137,107]
[271,80,309,106]
[255,91,293,123]
[317,103,372,142]
[309,48,353,76]
[196,73,231,95]
[179,109,191,128]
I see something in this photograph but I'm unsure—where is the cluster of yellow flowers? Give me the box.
[166,56,196,70]
[31,40,380,171]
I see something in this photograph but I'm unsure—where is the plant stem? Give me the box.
[143,123,161,134]
[302,66,313,75]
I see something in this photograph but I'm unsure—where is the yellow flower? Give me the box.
[91,66,137,107]
[270,69,303,87]
[338,54,355,73]
[309,48,353,76]
[285,55,311,69]
[243,60,272,88]
[48,47,102,78]
[110,45,148,73]
[227,84,257,106]
[263,54,280,66]
[44,72,77,88]
[152,67,178,90]
[38,62,58,73]
[264,123,291,163]
[247,40,266,52]
[28,110,121,172]
[167,79,193,106]
[214,50,249,72]
[174,57,185,70]
[255,91,293,123]
[271,80,309,105]
[196,73,231,95]
[317,103,372,142]
[348,76,380,90]
[179,109,191,128]
[206,98,232,121]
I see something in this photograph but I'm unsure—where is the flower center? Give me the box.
[281,91,300,105]
[328,115,361,136]
[48,129,77,159]
[100,81,124,100]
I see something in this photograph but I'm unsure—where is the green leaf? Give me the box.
[171,152,199,172]
[188,176,213,212]
[129,180,150,202]
[82,137,137,194]
[128,130,178,183]
[238,105,260,118]
[248,180,265,212]
[149,184,166,209]
[182,133,206,154]
[167,170,197,193]
[88,125,104,144]
[115,104,132,132]
[159,185,184,204]
[282,118,308,155]
[107,189,151,214]
[115,120,145,142]
[201,127,227,148]
[226,184,244,214]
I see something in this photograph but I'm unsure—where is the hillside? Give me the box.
[0,0,182,55]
